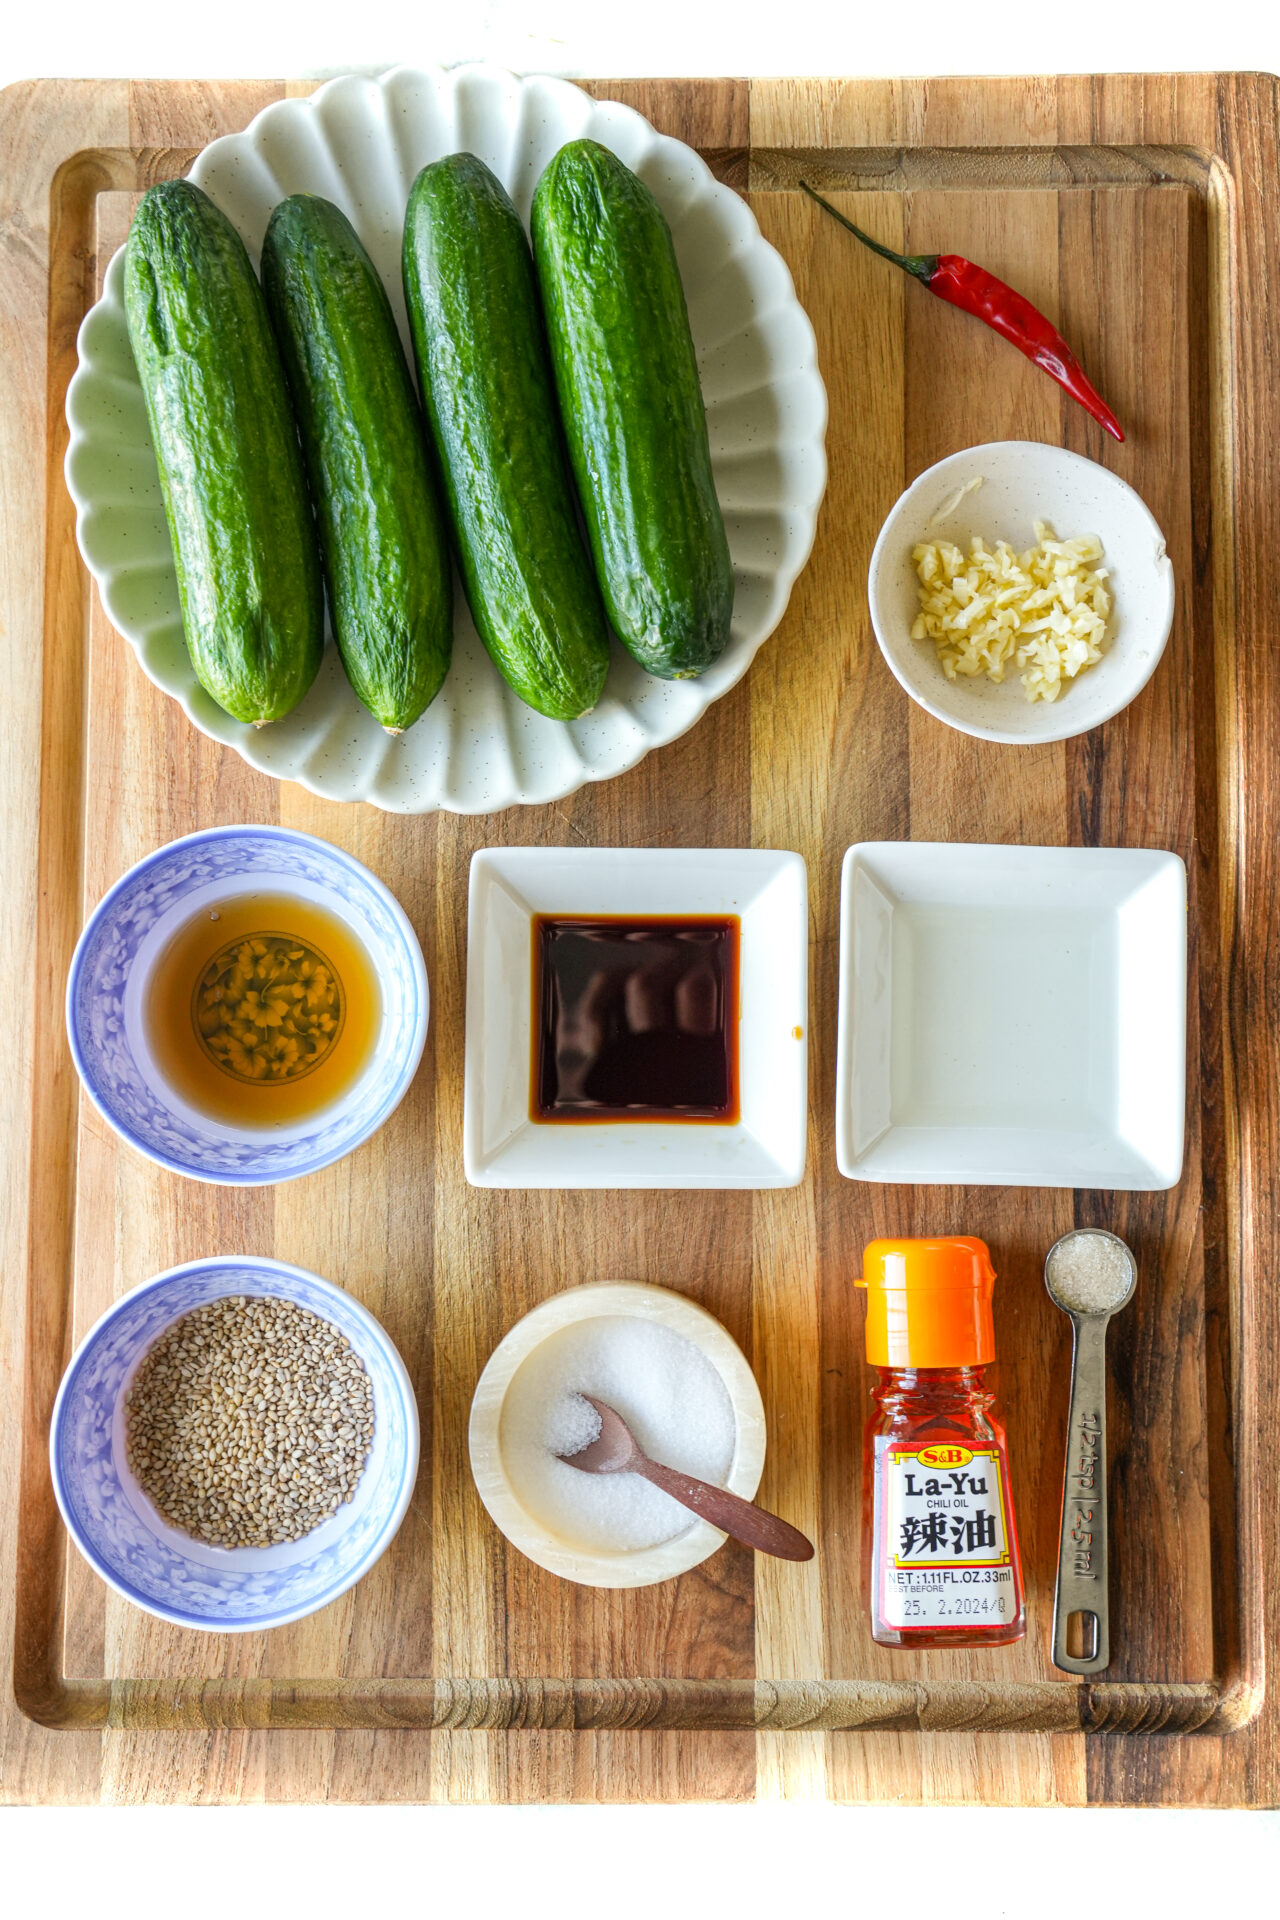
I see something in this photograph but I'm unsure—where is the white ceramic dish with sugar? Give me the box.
[836,841,1187,1190]
[468,1283,766,1588]
[463,846,808,1189]
[867,442,1175,744]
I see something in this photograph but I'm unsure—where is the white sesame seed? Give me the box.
[125,1296,375,1550]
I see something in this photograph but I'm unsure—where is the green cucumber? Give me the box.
[261,194,453,733]
[401,153,610,722]
[124,178,323,726]
[532,139,734,680]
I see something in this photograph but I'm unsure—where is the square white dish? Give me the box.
[465,848,808,1189]
[836,843,1186,1190]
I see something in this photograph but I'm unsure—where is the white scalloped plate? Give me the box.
[64,65,827,814]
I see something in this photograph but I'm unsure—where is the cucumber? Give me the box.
[532,139,734,680]
[402,153,610,722]
[124,179,323,726]
[261,195,453,733]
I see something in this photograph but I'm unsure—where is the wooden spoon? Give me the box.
[557,1394,815,1562]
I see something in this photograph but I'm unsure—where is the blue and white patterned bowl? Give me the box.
[50,1257,420,1631]
[66,825,428,1185]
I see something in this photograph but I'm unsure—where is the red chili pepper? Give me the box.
[799,181,1124,444]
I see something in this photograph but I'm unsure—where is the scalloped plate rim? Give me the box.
[63,63,828,815]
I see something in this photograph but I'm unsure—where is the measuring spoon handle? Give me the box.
[635,1457,815,1562]
[1052,1313,1111,1673]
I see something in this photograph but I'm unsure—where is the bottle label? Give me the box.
[875,1441,1019,1630]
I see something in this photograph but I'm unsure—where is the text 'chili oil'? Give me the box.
[857,1236,1026,1650]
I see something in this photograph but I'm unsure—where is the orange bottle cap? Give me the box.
[856,1236,997,1368]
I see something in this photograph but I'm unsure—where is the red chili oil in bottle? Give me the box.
[858,1237,1025,1649]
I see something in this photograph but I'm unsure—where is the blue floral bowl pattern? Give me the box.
[50,1258,420,1631]
[66,826,428,1184]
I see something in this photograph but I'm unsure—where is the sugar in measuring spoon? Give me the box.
[1044,1228,1137,1674]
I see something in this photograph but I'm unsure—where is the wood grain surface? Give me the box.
[2,71,1277,1805]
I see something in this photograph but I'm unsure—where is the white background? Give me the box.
[5,0,1278,1899]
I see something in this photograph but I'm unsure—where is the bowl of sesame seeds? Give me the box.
[49,1256,419,1631]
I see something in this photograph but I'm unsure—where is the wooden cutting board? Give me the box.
[3,71,1278,1806]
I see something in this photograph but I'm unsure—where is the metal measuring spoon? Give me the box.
[1044,1228,1137,1674]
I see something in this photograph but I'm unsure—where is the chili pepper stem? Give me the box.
[798,180,937,282]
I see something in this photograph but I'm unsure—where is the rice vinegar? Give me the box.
[146,891,381,1130]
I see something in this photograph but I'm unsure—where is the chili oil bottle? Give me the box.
[858,1236,1025,1649]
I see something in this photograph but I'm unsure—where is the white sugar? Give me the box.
[1047,1232,1134,1314]
[499,1315,738,1552]
[546,1390,602,1460]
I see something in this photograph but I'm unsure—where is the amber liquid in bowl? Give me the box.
[532,914,740,1123]
[146,892,381,1130]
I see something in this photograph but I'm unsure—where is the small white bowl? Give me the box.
[867,442,1175,744]
[468,1282,766,1588]
[463,847,808,1189]
[50,1257,420,1631]
[835,841,1187,1189]
[66,826,428,1185]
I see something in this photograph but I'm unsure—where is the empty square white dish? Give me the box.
[836,843,1186,1190]
[464,848,808,1189]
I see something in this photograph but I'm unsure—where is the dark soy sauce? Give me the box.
[532,914,740,1122]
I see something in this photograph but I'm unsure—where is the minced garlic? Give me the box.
[911,521,1111,703]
